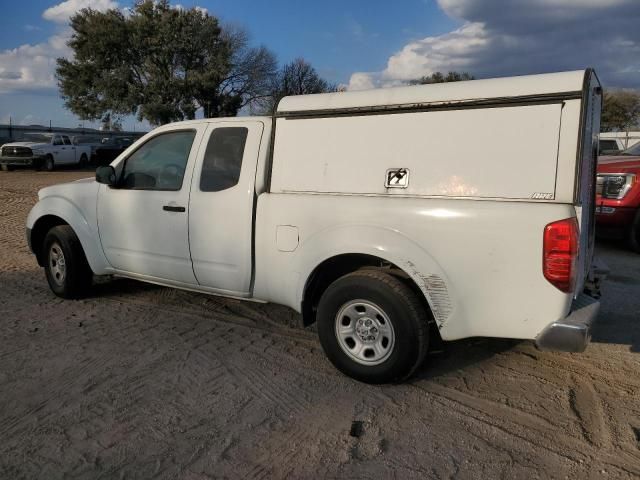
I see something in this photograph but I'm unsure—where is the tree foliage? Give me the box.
[261,58,336,113]
[56,0,276,125]
[601,90,640,132]
[409,71,475,85]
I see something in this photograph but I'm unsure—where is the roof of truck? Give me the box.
[277,70,592,115]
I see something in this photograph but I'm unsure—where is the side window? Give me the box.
[53,136,63,146]
[200,127,248,192]
[121,130,196,191]
[62,135,72,145]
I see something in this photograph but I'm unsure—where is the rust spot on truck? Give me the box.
[405,261,452,329]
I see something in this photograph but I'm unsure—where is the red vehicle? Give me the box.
[596,143,640,252]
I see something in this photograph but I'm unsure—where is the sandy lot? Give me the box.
[0,169,639,479]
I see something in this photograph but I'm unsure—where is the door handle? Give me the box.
[163,205,185,212]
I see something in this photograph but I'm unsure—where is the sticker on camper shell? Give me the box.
[531,192,554,200]
[385,168,409,188]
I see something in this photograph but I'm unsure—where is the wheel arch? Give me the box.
[301,253,440,329]
[30,214,68,266]
[290,225,455,332]
[27,197,110,273]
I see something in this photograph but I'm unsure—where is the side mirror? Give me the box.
[96,165,117,186]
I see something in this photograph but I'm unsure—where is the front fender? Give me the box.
[293,224,458,331]
[27,196,111,274]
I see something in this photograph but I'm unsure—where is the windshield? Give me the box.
[621,142,640,156]
[18,133,53,143]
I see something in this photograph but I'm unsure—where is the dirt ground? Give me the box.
[0,169,639,479]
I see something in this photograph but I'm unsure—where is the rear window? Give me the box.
[200,127,248,192]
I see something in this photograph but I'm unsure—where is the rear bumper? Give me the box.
[535,294,599,353]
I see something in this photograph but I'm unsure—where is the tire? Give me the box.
[44,155,54,171]
[1,164,11,171]
[316,269,429,384]
[43,225,93,298]
[628,208,640,253]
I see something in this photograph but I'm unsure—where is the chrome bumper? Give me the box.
[535,294,600,353]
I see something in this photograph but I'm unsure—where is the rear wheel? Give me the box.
[43,225,93,298]
[628,209,640,253]
[317,269,429,384]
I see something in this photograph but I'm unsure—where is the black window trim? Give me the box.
[116,128,197,192]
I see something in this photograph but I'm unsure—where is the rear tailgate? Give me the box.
[574,70,602,295]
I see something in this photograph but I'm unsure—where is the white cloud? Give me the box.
[42,0,119,24]
[349,0,640,90]
[172,4,208,14]
[0,32,72,93]
[347,72,378,91]
[0,1,217,95]
[0,0,121,93]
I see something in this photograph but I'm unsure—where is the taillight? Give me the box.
[543,217,579,293]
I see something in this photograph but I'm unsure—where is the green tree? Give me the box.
[409,71,475,85]
[601,91,640,132]
[56,0,276,126]
[262,58,336,113]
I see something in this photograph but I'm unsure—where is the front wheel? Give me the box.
[317,269,430,384]
[43,225,93,298]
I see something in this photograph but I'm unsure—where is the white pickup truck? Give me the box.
[1,132,91,171]
[26,70,603,383]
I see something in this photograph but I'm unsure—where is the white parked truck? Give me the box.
[1,132,91,171]
[26,70,603,383]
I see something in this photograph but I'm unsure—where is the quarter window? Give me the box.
[200,127,248,192]
[121,130,196,191]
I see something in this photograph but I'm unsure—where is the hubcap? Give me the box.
[49,242,66,286]
[335,300,395,365]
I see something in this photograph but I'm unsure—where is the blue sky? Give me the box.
[1,0,640,130]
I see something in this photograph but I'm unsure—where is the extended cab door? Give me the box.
[97,127,204,284]
[188,121,264,295]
